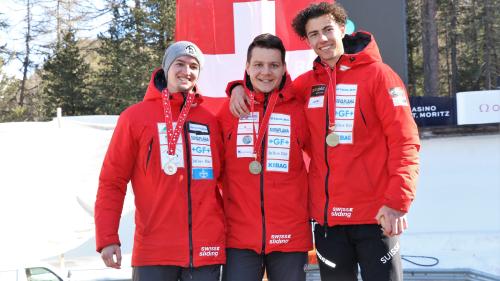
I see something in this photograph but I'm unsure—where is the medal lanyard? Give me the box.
[249,89,280,161]
[325,65,337,131]
[161,88,195,155]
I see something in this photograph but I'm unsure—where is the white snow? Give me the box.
[0,117,499,277]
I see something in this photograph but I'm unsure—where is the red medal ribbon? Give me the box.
[249,89,280,161]
[325,65,337,130]
[161,89,196,155]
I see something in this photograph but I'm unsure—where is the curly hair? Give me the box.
[291,2,347,39]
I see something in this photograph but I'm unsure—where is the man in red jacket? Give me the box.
[218,33,312,281]
[95,41,225,281]
[228,2,420,281]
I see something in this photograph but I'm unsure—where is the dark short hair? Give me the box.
[291,2,347,39]
[246,33,286,64]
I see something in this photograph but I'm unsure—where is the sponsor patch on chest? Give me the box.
[188,122,213,180]
[308,84,327,108]
[334,84,357,144]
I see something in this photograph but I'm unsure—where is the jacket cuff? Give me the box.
[383,196,412,213]
[225,80,244,97]
[96,236,121,253]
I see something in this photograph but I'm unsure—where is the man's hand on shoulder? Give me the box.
[101,244,122,269]
[229,85,253,117]
[375,205,408,237]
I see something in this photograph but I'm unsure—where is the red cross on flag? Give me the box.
[176,0,328,100]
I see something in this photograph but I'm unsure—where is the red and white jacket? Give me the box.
[95,68,225,267]
[218,73,312,254]
[293,31,420,227]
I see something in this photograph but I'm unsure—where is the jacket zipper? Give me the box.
[323,102,331,237]
[260,96,269,255]
[184,123,194,269]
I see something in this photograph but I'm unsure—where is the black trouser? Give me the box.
[314,224,402,281]
[223,248,307,281]
[132,264,222,281]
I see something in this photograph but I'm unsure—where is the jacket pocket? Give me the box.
[144,137,153,174]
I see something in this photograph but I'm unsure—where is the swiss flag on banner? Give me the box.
[175,0,328,104]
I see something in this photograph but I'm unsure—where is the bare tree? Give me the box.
[18,0,33,107]
[421,0,440,96]
[446,0,459,96]
[481,0,499,89]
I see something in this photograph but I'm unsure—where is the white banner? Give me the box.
[456,90,500,125]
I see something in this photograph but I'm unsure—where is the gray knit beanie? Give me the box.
[162,41,204,79]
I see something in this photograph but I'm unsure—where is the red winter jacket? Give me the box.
[293,31,420,227]
[218,73,312,255]
[95,68,225,267]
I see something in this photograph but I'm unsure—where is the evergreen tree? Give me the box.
[0,58,22,122]
[92,0,155,114]
[40,29,91,117]
[141,0,176,60]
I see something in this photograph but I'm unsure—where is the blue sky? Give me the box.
[0,0,110,78]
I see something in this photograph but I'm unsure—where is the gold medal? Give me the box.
[249,160,262,174]
[326,132,340,147]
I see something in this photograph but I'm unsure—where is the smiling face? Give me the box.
[166,56,200,93]
[305,14,345,67]
[245,47,286,94]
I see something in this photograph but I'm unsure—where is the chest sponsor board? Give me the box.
[267,136,290,148]
[336,95,356,108]
[188,122,209,134]
[335,108,355,119]
[237,134,254,146]
[266,159,289,172]
[236,146,254,158]
[268,124,291,137]
[191,144,211,156]
[334,119,354,132]
[266,147,290,160]
[192,167,214,180]
[237,123,258,134]
[336,84,358,96]
[239,112,259,123]
[191,155,213,168]
[335,131,353,144]
[269,113,291,125]
[189,133,210,145]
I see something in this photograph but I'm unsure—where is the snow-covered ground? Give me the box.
[0,117,499,278]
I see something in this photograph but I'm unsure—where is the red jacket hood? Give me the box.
[243,70,295,104]
[143,68,204,106]
[313,31,382,73]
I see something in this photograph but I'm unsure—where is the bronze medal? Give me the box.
[326,132,340,147]
[249,160,262,174]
